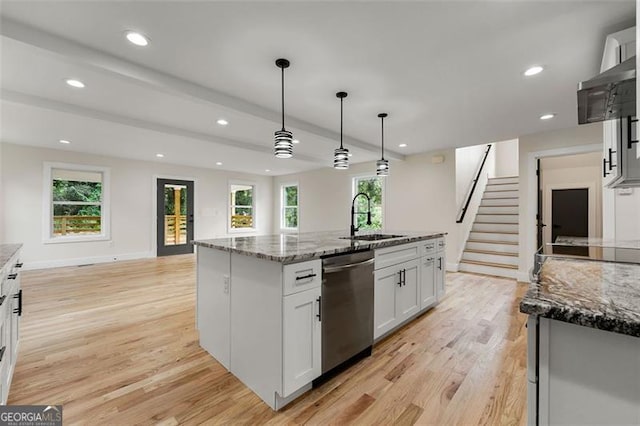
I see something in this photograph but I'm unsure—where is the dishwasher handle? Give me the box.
[323,257,374,274]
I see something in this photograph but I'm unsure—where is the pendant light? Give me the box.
[274,58,293,158]
[334,91,349,169]
[376,113,389,176]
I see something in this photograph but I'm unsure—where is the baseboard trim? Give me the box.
[446,262,459,272]
[516,270,530,283]
[23,251,154,270]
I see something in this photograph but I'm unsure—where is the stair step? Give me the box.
[459,261,518,279]
[468,231,519,243]
[467,239,518,245]
[472,223,519,233]
[483,191,518,199]
[460,259,518,269]
[485,183,519,191]
[465,249,518,257]
[462,251,519,265]
[477,206,519,214]
[475,214,518,224]
[481,198,519,206]
[466,241,519,253]
[488,176,519,185]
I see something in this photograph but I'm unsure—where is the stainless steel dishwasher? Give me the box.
[320,250,375,375]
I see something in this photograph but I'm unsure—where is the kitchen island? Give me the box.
[193,231,446,410]
[520,256,640,425]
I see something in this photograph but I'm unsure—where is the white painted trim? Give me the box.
[42,162,111,244]
[446,262,459,272]
[228,179,257,233]
[517,271,530,283]
[151,175,197,257]
[279,182,299,232]
[524,144,601,277]
[23,251,154,271]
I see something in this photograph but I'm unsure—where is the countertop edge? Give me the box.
[0,243,23,271]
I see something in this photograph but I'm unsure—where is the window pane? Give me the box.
[284,207,298,228]
[354,177,383,230]
[231,184,253,206]
[231,207,253,228]
[52,179,102,202]
[285,186,298,207]
[230,184,254,229]
[53,205,101,235]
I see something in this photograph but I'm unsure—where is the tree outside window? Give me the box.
[353,176,383,230]
[230,184,255,229]
[282,184,298,229]
[52,169,104,236]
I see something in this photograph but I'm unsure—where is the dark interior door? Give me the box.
[157,179,194,256]
[536,159,545,251]
[551,188,589,256]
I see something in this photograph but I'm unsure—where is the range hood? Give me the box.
[577,56,636,124]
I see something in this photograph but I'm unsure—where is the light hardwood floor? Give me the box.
[10,255,529,425]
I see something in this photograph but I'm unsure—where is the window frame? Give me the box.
[351,173,386,231]
[228,180,257,233]
[43,162,111,244]
[280,182,299,231]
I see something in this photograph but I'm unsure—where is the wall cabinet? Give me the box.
[0,247,22,405]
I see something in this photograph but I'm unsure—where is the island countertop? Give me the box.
[193,231,446,263]
[0,244,22,271]
[520,257,640,338]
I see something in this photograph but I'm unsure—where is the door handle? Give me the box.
[316,296,321,321]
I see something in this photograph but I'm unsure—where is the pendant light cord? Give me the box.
[340,97,344,149]
[381,115,385,160]
[281,67,285,131]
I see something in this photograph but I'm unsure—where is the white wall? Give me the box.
[518,123,603,281]
[1,143,273,269]
[493,139,519,177]
[272,149,460,269]
[0,142,4,244]
[540,152,603,251]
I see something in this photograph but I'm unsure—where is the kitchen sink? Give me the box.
[340,233,406,242]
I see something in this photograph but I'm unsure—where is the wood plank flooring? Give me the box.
[9,255,529,425]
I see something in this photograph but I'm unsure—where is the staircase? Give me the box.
[459,176,519,279]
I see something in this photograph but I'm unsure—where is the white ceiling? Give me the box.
[0,1,635,175]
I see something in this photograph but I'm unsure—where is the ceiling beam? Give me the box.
[0,17,405,161]
[0,89,325,164]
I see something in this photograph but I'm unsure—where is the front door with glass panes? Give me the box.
[157,179,194,256]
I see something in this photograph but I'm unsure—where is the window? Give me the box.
[352,175,384,231]
[230,183,255,230]
[44,163,110,243]
[281,184,298,230]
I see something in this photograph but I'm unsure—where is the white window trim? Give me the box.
[280,182,299,232]
[228,180,257,233]
[42,162,111,244]
[351,173,386,231]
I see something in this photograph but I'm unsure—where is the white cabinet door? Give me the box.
[436,253,446,300]
[374,265,401,339]
[397,259,420,321]
[282,286,321,397]
[420,256,437,310]
[196,248,231,369]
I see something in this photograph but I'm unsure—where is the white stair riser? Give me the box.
[469,232,519,243]
[488,177,518,185]
[466,241,519,253]
[478,206,519,214]
[462,252,519,265]
[485,183,519,191]
[459,263,517,279]
[475,214,518,224]
[472,223,518,233]
[481,198,518,206]
[483,190,519,199]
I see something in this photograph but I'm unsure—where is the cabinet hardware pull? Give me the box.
[603,158,610,177]
[7,273,17,280]
[14,263,23,268]
[0,347,5,363]
[628,116,638,149]
[402,269,406,286]
[438,258,442,270]
[316,296,321,321]
[295,273,317,281]
[608,148,617,169]
[397,270,402,287]
[13,290,22,316]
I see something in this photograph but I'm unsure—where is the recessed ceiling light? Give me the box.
[216,119,228,126]
[59,139,71,144]
[398,143,408,148]
[215,161,223,166]
[65,79,85,88]
[292,139,300,144]
[156,153,164,158]
[265,169,271,172]
[540,113,555,120]
[125,31,149,47]
[524,66,544,77]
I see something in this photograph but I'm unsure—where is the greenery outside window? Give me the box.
[43,163,110,243]
[230,183,255,230]
[352,175,384,231]
[281,184,298,230]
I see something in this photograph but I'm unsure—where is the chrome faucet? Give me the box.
[350,192,372,238]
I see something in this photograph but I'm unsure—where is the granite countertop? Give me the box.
[553,236,640,250]
[193,231,446,263]
[520,257,640,338]
[0,244,22,271]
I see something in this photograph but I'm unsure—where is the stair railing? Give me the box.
[456,144,492,223]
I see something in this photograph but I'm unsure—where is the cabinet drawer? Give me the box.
[375,243,419,270]
[419,239,437,257]
[436,238,446,252]
[283,259,321,296]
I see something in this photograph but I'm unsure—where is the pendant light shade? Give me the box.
[376,113,389,176]
[334,91,349,169]
[274,58,293,158]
